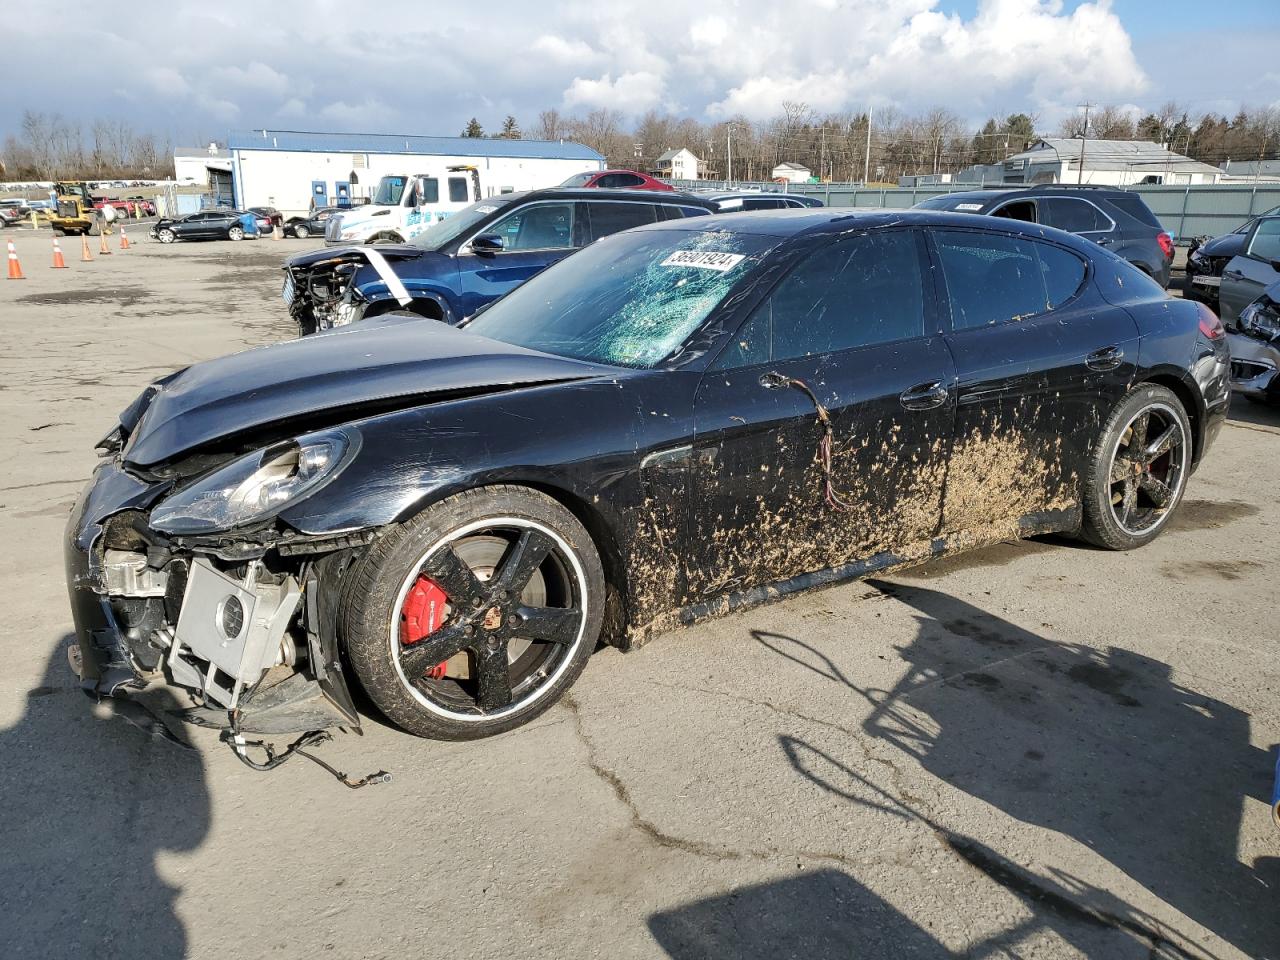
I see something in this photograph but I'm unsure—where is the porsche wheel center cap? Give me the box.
[481,606,503,631]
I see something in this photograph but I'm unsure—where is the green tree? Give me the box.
[495,115,521,139]
[461,118,484,138]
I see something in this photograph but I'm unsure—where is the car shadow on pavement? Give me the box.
[648,869,950,959]
[754,582,1278,959]
[0,637,206,958]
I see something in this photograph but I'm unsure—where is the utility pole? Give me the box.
[863,105,874,186]
[726,123,733,185]
[1077,102,1092,185]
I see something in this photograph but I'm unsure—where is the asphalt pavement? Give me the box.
[0,233,1275,960]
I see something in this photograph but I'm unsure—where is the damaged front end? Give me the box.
[282,245,420,335]
[66,444,369,736]
[282,254,364,334]
[1227,292,1280,403]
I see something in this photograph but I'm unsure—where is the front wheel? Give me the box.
[157,228,176,244]
[227,226,244,241]
[1081,384,1192,550]
[293,224,310,239]
[341,486,606,739]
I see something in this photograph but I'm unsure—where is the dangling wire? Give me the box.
[766,373,855,512]
[225,716,392,789]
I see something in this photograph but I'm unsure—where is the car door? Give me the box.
[454,201,584,316]
[1219,217,1280,327]
[174,213,208,238]
[927,227,1137,536]
[687,227,956,598]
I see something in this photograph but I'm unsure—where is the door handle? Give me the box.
[1086,345,1124,372]
[1096,237,1114,246]
[899,380,948,411]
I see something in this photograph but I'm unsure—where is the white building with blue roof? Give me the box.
[225,129,605,215]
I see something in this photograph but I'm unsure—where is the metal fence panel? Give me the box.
[664,178,1280,242]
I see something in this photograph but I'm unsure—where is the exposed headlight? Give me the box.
[150,428,355,535]
[1188,250,1205,265]
[1239,301,1280,342]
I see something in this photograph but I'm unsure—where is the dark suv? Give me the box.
[283,188,717,334]
[915,186,1173,287]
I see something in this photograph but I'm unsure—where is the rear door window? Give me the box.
[586,202,657,242]
[1040,197,1110,234]
[932,229,1087,329]
[715,229,926,368]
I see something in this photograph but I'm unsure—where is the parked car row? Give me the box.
[68,199,1232,745]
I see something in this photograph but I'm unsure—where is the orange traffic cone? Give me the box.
[52,237,67,269]
[81,235,93,261]
[7,240,25,279]
[98,229,112,256]
[119,226,130,250]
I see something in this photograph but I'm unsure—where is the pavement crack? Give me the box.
[560,693,908,872]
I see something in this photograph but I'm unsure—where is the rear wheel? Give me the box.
[341,486,605,739]
[228,225,244,241]
[1081,384,1191,550]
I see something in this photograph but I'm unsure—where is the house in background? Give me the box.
[772,161,813,183]
[999,139,1224,186]
[652,148,706,181]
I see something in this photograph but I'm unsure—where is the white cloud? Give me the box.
[562,72,666,114]
[0,0,1172,138]
[532,35,599,64]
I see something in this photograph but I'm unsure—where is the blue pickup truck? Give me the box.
[282,188,717,335]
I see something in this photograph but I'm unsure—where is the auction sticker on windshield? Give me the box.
[661,250,745,271]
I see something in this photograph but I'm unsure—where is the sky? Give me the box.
[3,0,1278,144]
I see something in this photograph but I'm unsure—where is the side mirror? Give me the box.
[1270,258,1280,273]
[471,234,505,255]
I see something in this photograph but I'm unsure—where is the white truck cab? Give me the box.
[325,167,482,245]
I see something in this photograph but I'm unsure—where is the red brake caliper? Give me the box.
[400,576,450,679]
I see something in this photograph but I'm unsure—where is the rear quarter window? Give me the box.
[1108,195,1161,228]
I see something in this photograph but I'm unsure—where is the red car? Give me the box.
[558,169,674,191]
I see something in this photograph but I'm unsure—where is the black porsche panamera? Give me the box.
[66,210,1230,740]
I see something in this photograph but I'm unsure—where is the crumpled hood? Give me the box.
[1195,232,1245,259]
[285,242,423,268]
[122,317,611,468]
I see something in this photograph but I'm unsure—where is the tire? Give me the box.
[1081,384,1192,550]
[228,226,244,241]
[341,486,606,740]
[52,227,64,237]
[88,221,101,236]
[157,228,175,244]
[293,225,309,239]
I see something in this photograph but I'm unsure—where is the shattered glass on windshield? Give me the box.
[466,229,776,368]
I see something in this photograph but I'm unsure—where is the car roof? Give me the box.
[500,187,716,207]
[929,186,1132,206]
[626,207,1103,244]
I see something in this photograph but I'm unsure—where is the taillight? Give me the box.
[1196,303,1225,340]
[1157,232,1174,260]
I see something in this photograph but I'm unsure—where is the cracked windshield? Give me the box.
[465,229,776,367]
